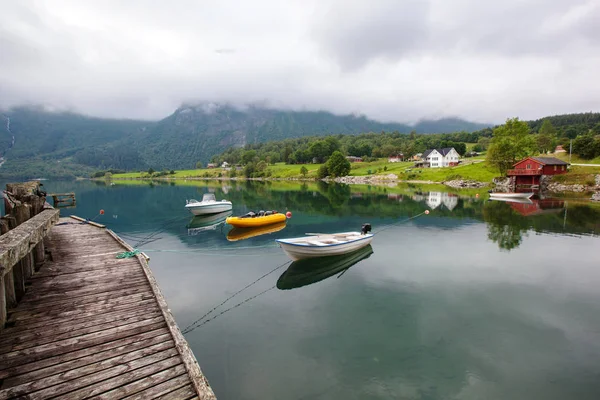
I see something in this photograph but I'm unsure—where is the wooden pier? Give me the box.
[0,183,216,399]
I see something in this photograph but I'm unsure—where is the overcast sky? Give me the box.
[1,0,599,123]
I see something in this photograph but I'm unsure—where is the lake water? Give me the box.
[30,180,600,399]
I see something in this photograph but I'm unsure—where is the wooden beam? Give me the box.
[69,215,105,229]
[0,209,59,279]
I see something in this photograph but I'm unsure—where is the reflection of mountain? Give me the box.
[277,245,373,290]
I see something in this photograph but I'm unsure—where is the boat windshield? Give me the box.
[202,193,216,202]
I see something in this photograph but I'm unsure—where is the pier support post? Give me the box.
[34,242,45,271]
[4,271,16,309]
[0,275,5,328]
[13,262,25,301]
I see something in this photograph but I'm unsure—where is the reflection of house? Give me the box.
[509,198,565,216]
[388,154,404,162]
[387,193,404,201]
[346,156,363,163]
[507,157,568,188]
[426,192,459,211]
[420,148,460,168]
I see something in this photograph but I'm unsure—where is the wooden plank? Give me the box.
[8,297,157,330]
[0,307,162,351]
[69,215,106,228]
[8,283,150,312]
[91,364,188,400]
[121,374,191,400]
[0,319,166,369]
[0,327,169,381]
[33,260,141,277]
[24,269,146,291]
[41,353,181,400]
[22,277,150,301]
[157,384,198,400]
[0,315,165,356]
[0,342,177,399]
[108,229,218,399]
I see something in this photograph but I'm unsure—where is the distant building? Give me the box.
[346,156,363,163]
[207,163,217,169]
[418,147,460,168]
[507,157,569,188]
[554,145,567,153]
[221,161,229,168]
[410,153,423,161]
[388,154,404,163]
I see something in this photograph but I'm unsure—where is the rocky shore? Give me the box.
[442,179,488,189]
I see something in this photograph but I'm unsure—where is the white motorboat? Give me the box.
[276,224,374,261]
[185,193,232,215]
[489,192,534,200]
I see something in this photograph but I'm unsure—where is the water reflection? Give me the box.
[186,211,232,235]
[226,222,287,242]
[277,245,374,290]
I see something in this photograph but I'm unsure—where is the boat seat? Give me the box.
[308,240,327,246]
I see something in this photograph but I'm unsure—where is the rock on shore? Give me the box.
[443,179,487,189]
[592,192,600,202]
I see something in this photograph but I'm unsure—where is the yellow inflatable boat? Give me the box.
[226,212,287,228]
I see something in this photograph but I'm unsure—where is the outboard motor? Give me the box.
[361,223,372,235]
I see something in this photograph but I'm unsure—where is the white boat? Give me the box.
[276,229,374,261]
[185,193,232,215]
[489,192,534,199]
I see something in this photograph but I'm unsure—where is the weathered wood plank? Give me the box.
[0,319,166,369]
[0,327,170,381]
[0,341,177,399]
[8,283,150,312]
[22,277,150,301]
[0,308,162,351]
[8,297,157,330]
[157,384,198,400]
[42,354,181,400]
[69,215,106,228]
[91,364,188,400]
[32,260,141,277]
[121,373,191,400]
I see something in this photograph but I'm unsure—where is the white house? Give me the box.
[422,147,460,168]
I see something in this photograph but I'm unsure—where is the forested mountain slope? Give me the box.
[0,104,489,178]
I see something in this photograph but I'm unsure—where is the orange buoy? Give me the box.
[286,211,292,218]
[100,209,105,215]
[476,193,480,198]
[425,210,430,215]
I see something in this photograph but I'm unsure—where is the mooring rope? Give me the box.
[181,259,291,334]
[372,210,429,235]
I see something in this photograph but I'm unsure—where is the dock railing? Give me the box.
[0,182,59,330]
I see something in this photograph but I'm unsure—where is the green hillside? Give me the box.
[0,104,489,179]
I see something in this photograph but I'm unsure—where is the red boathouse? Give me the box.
[507,157,569,188]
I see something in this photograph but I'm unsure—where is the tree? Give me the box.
[195,161,203,169]
[486,118,536,174]
[256,160,267,172]
[477,136,491,151]
[300,166,308,176]
[242,150,257,165]
[326,151,351,177]
[104,172,112,180]
[572,134,600,159]
[147,168,155,174]
[537,119,557,153]
[243,162,255,177]
[317,164,329,179]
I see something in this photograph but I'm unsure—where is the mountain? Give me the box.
[0,104,489,179]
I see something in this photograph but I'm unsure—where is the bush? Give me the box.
[326,151,351,177]
[383,166,388,171]
[148,168,155,174]
[300,166,308,176]
[169,170,175,174]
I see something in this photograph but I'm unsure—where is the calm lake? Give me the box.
[31,180,600,399]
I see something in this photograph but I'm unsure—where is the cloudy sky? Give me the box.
[1,0,599,123]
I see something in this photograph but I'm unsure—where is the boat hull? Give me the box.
[226,213,287,228]
[186,202,232,215]
[276,233,374,261]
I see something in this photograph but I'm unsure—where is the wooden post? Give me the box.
[34,242,45,271]
[0,275,5,329]
[4,270,16,308]
[13,262,25,301]
[22,252,34,279]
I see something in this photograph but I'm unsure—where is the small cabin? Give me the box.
[388,154,404,163]
[207,163,217,169]
[554,145,566,153]
[507,157,569,188]
[346,156,363,163]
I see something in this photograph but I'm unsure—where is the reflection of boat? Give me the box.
[226,212,286,228]
[187,211,232,235]
[489,197,534,204]
[489,192,534,200]
[277,245,374,290]
[276,224,374,261]
[226,221,286,242]
[185,193,232,215]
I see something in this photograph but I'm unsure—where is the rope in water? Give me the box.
[182,286,276,334]
[181,259,291,334]
[372,210,429,235]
